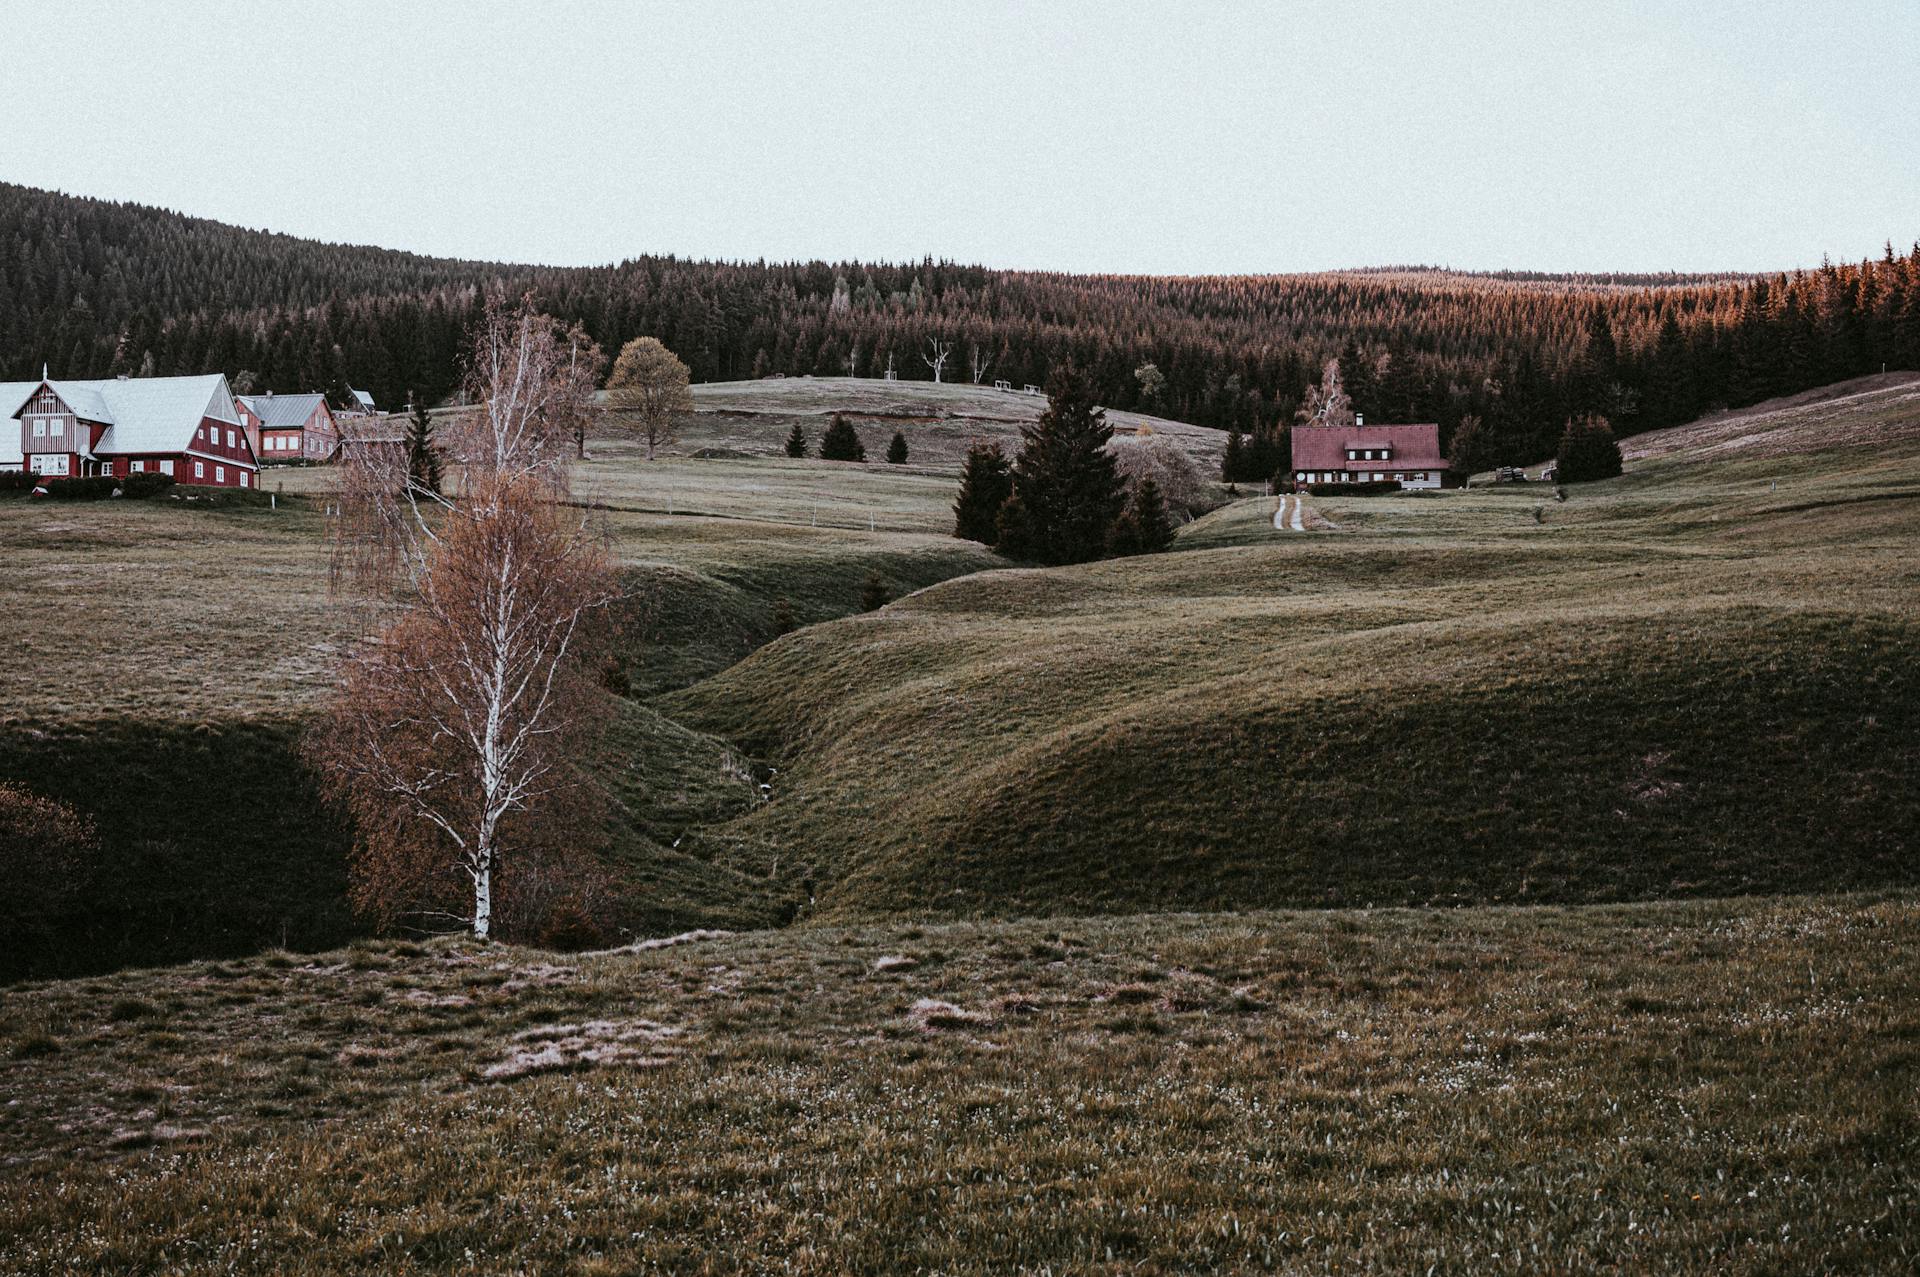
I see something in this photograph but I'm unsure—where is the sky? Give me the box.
[3,0,1916,276]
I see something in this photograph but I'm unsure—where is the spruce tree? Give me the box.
[886,430,909,464]
[1109,477,1174,556]
[819,413,866,461]
[405,395,442,494]
[1554,413,1624,483]
[994,367,1127,565]
[1221,427,1244,481]
[783,422,807,457]
[952,442,1014,544]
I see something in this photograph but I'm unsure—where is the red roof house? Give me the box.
[1290,418,1448,489]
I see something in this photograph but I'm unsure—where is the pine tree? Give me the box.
[1221,427,1244,481]
[886,430,909,464]
[819,413,866,462]
[994,367,1127,565]
[405,395,442,494]
[1555,414,1623,483]
[952,443,1013,544]
[784,423,807,457]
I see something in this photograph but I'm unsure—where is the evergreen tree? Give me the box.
[952,442,1013,544]
[995,367,1127,565]
[405,395,442,494]
[783,422,807,457]
[1108,476,1174,555]
[819,413,866,461]
[1555,413,1623,483]
[1447,413,1496,479]
[886,430,909,464]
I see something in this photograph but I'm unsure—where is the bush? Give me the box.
[44,476,119,500]
[1108,436,1212,517]
[120,471,176,499]
[1556,413,1624,483]
[771,597,797,635]
[0,783,102,972]
[1303,479,1402,496]
[860,571,890,612]
[0,471,37,493]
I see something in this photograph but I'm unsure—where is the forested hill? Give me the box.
[5,182,1917,463]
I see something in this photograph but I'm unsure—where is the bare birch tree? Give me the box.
[969,343,993,384]
[310,294,618,940]
[923,337,953,383]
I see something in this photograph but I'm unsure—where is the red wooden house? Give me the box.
[237,392,339,462]
[1290,417,1449,489]
[2,373,259,487]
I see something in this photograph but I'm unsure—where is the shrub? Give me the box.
[1556,413,1624,483]
[1303,479,1401,496]
[0,784,101,970]
[44,476,119,500]
[819,414,866,462]
[1108,436,1211,517]
[860,571,889,612]
[0,471,38,493]
[120,471,176,499]
[771,597,797,635]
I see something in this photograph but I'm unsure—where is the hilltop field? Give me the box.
[2,373,1918,1270]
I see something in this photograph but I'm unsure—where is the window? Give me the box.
[215,465,225,483]
[31,419,45,437]
[1373,472,1385,482]
[226,429,236,448]
[239,472,249,488]
[160,460,174,476]
[130,460,144,473]
[194,461,205,479]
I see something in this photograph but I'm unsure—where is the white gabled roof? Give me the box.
[7,374,241,458]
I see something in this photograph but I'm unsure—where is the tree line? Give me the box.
[5,183,1918,463]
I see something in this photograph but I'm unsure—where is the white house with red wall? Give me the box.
[237,392,339,462]
[1,373,259,487]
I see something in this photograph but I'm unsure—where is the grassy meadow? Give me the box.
[2,894,1915,1273]
[2,373,1918,1272]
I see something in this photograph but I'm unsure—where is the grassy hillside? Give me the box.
[0,448,1000,977]
[668,377,1920,921]
[2,893,1915,1272]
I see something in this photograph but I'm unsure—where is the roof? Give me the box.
[237,392,329,429]
[1291,423,1447,472]
[7,374,241,457]
[352,389,375,409]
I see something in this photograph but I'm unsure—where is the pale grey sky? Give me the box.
[3,0,1915,275]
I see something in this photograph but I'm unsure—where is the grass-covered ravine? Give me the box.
[2,895,1916,1273]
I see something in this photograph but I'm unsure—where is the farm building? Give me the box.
[2,373,259,486]
[1290,418,1448,489]
[237,392,339,462]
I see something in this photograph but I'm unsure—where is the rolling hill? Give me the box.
[663,375,1920,921]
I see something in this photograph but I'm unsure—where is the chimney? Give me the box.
[1355,413,1364,427]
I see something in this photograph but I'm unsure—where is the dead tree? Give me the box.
[923,337,953,383]
[969,344,993,384]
